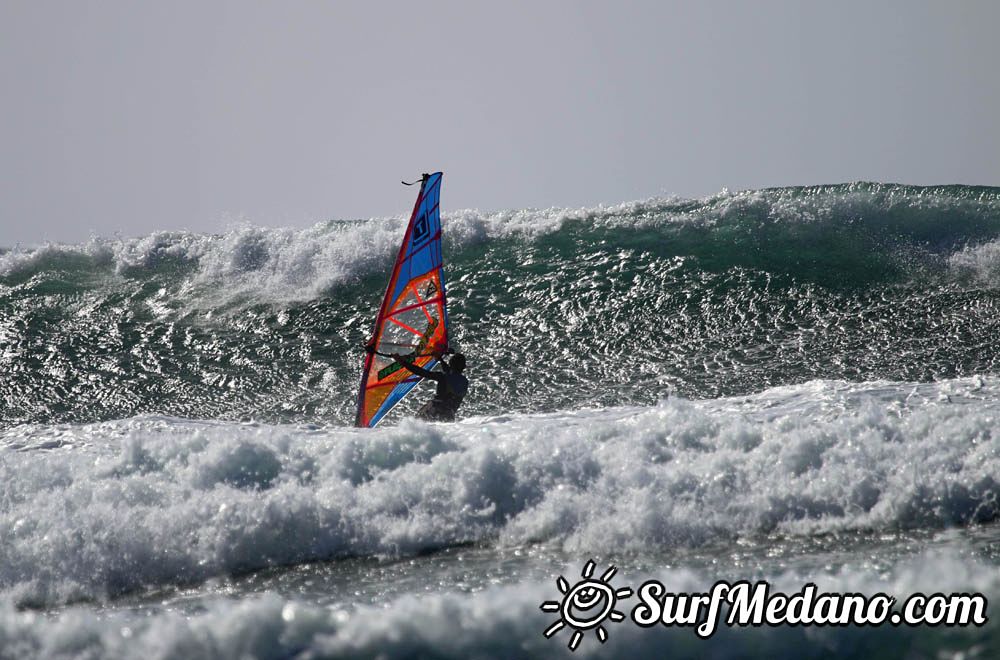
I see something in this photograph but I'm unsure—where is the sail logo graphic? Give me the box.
[412,212,429,243]
[540,560,633,651]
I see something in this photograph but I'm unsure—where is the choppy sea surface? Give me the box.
[3,183,1000,658]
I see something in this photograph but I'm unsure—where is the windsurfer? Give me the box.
[390,352,468,421]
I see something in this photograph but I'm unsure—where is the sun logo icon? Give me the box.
[540,560,633,651]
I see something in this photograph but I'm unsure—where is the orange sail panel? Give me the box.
[355,173,448,427]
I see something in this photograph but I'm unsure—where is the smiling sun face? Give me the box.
[565,581,614,628]
[541,560,633,651]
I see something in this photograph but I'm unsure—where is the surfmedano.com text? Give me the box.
[632,580,988,638]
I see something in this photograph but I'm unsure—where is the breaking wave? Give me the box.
[1,183,999,427]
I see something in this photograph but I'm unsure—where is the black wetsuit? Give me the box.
[396,358,468,421]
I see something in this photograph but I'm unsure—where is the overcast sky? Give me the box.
[2,0,998,246]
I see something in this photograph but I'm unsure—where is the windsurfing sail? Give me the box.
[355,172,449,427]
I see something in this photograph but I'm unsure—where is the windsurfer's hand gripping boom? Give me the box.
[390,353,439,380]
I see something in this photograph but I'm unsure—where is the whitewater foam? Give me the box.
[949,238,1000,287]
[0,548,993,660]
[3,377,1000,608]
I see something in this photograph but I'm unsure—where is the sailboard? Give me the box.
[355,172,449,427]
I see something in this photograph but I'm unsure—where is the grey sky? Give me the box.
[2,0,998,246]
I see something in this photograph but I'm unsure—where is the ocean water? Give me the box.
[2,183,1000,658]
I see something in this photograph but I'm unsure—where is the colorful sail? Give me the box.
[355,172,449,427]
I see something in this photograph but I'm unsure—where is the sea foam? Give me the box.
[0,549,993,659]
[3,376,1000,607]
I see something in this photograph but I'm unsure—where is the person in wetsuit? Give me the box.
[390,352,468,421]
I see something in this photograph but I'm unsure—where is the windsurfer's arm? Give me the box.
[391,354,444,382]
